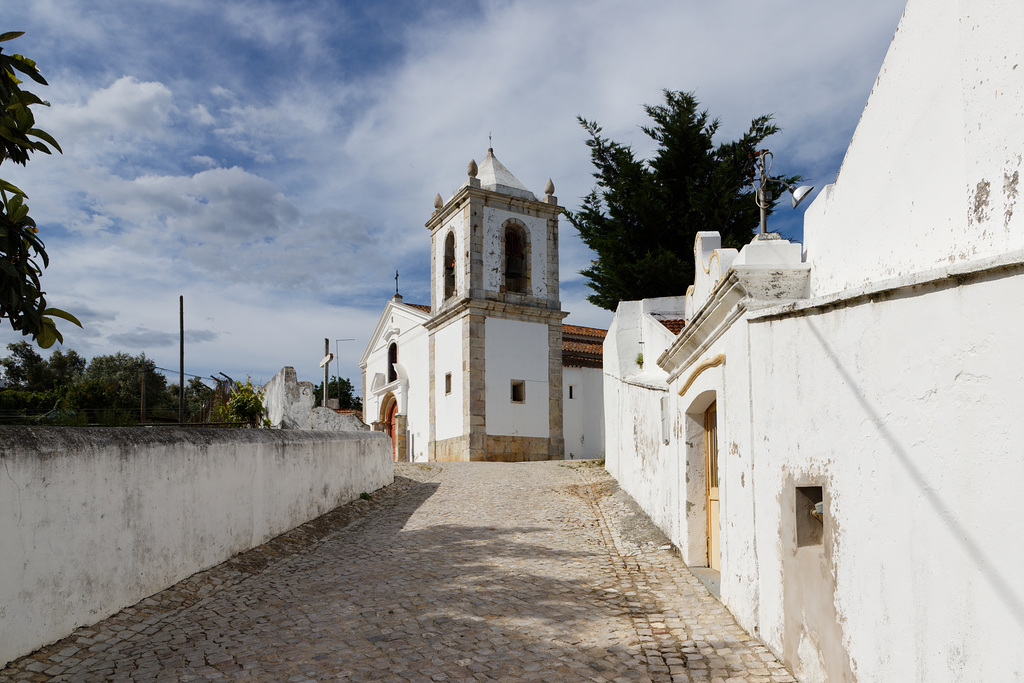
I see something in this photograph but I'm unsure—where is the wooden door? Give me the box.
[705,401,720,570]
[386,400,398,462]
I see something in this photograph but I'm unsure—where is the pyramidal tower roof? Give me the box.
[476,148,536,200]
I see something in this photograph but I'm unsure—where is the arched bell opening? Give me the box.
[443,231,456,300]
[502,222,531,294]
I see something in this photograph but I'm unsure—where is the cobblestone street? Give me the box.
[0,462,793,683]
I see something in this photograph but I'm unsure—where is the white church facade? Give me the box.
[603,1,1024,680]
[359,150,606,462]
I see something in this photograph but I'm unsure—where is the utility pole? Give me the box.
[141,370,146,423]
[179,295,184,423]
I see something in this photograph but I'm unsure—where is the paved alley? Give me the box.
[0,462,793,683]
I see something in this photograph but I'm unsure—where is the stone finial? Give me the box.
[544,178,555,196]
[468,159,478,178]
[433,193,443,210]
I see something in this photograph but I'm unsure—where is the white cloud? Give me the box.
[0,0,908,386]
[46,76,174,147]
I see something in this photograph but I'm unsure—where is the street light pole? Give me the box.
[750,149,815,237]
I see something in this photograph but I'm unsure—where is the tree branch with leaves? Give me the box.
[0,30,79,347]
[566,90,798,310]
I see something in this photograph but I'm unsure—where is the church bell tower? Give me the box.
[424,149,566,461]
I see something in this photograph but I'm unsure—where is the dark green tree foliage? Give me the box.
[168,376,214,421]
[0,340,43,389]
[0,31,79,346]
[0,340,83,390]
[47,347,85,386]
[83,352,169,413]
[311,375,362,411]
[566,90,794,310]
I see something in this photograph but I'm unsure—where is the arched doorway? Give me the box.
[386,400,398,461]
[704,401,719,570]
[380,393,399,462]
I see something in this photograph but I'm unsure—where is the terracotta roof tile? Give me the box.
[562,324,608,339]
[405,303,431,314]
[562,324,606,368]
[657,318,685,334]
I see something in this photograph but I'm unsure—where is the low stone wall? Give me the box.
[483,435,552,462]
[430,434,469,461]
[0,426,393,668]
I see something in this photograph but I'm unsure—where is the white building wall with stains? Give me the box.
[803,0,1024,296]
[562,366,605,460]
[745,274,1024,681]
[604,0,1024,679]
[603,297,687,546]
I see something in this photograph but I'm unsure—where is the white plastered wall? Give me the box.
[562,366,605,460]
[746,274,1024,681]
[362,305,430,461]
[0,428,392,668]
[803,0,1024,296]
[484,318,549,437]
[603,299,681,544]
[432,321,464,441]
[671,323,760,630]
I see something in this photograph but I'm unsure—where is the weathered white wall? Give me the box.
[603,299,682,541]
[746,271,1024,681]
[803,0,1024,296]
[263,366,315,429]
[0,426,393,668]
[398,323,429,462]
[562,366,605,460]
[484,317,549,436]
[433,320,464,442]
[603,372,676,539]
[670,321,760,629]
[264,368,367,432]
[605,1,1024,680]
[482,208,549,299]
[310,407,368,432]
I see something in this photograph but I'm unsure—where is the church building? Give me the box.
[359,149,606,462]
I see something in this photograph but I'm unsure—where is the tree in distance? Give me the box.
[311,375,362,412]
[83,351,170,414]
[0,30,79,347]
[565,90,798,311]
[0,340,83,391]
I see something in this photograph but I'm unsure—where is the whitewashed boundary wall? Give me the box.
[0,426,393,667]
[744,263,1024,681]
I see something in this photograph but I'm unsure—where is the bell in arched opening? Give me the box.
[504,227,526,293]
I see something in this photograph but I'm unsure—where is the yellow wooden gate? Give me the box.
[705,401,720,570]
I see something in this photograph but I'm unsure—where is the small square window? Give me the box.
[445,372,452,395]
[568,385,575,400]
[511,380,526,403]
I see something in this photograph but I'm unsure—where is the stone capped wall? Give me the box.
[0,426,392,668]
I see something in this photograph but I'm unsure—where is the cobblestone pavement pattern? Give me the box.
[1,462,794,683]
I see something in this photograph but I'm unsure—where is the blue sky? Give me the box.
[1,0,907,388]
